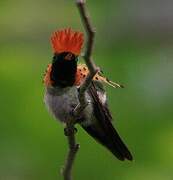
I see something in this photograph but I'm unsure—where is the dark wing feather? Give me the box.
[81,82,133,161]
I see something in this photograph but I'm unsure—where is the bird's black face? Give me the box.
[50,52,78,87]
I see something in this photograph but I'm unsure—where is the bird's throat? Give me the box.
[50,52,77,87]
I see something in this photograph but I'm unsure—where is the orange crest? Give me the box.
[51,28,84,56]
[75,64,124,88]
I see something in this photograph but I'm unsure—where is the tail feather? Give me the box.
[81,120,132,161]
[82,83,133,161]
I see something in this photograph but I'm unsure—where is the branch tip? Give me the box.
[76,0,85,4]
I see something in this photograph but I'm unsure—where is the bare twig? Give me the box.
[74,0,98,116]
[62,0,97,180]
[62,123,79,180]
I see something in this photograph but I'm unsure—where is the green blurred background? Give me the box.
[1,0,173,179]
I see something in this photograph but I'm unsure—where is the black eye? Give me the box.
[75,57,78,62]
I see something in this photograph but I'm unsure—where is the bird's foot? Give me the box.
[64,126,77,136]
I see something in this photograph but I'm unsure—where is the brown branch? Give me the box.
[62,0,98,180]
[62,123,79,180]
[74,0,98,116]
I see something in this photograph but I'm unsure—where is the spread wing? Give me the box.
[80,82,133,161]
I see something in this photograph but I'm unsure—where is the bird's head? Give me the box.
[44,28,84,87]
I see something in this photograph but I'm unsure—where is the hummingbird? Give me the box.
[44,28,133,161]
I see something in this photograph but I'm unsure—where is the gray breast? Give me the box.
[44,86,93,124]
[44,86,80,123]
